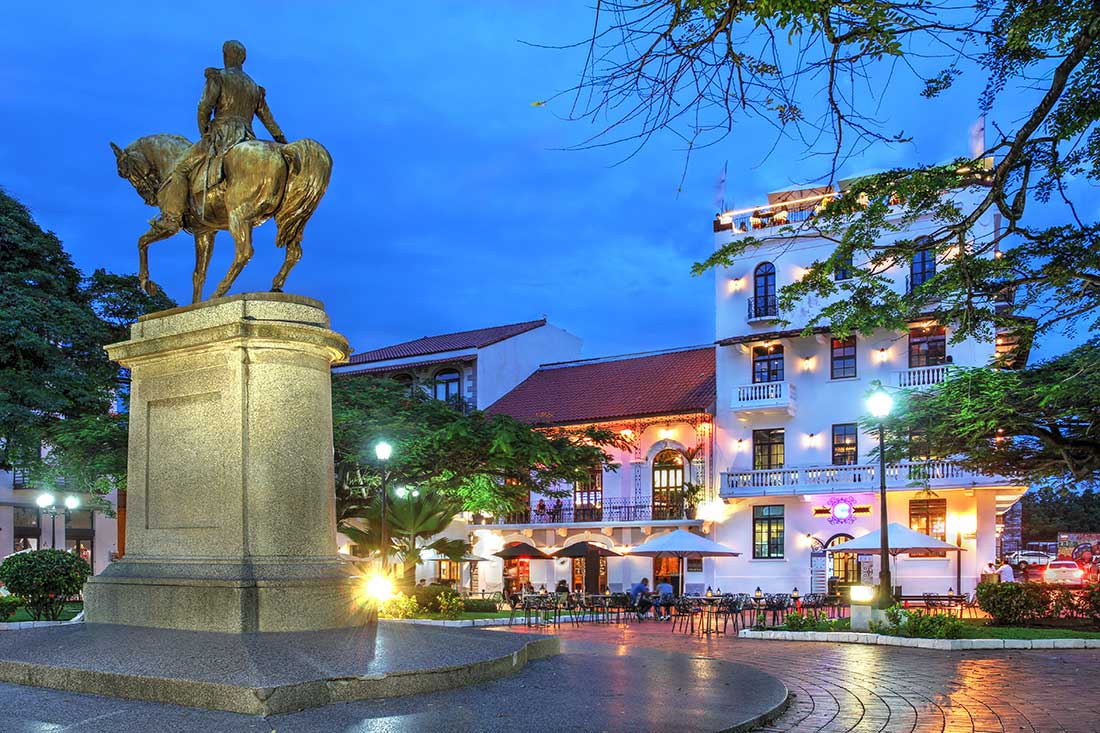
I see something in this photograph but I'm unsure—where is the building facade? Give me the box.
[708,185,1028,596]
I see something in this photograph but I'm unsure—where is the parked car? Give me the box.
[1043,560,1086,587]
[1007,550,1053,569]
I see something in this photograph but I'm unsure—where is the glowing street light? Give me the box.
[866,385,894,607]
[36,493,55,508]
[364,574,394,603]
[374,441,393,461]
[375,440,393,573]
[64,495,80,510]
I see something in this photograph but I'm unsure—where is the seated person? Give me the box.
[628,578,654,618]
[654,579,675,621]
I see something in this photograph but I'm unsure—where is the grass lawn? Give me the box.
[958,620,1100,640]
[4,602,83,623]
[412,611,510,621]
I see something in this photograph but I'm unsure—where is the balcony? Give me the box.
[720,459,1013,498]
[477,497,700,527]
[895,364,949,388]
[732,381,796,416]
[746,295,781,323]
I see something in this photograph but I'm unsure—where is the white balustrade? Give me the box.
[733,381,795,410]
[895,365,949,388]
[721,459,1006,497]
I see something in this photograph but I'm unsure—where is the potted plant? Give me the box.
[683,482,704,520]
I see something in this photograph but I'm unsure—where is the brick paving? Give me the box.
[505,622,1100,732]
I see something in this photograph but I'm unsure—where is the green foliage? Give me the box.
[462,598,499,613]
[437,590,465,620]
[0,549,90,621]
[1083,584,1100,627]
[411,584,462,613]
[0,596,23,621]
[781,610,845,632]
[870,605,965,639]
[1021,484,1100,542]
[876,341,1100,485]
[378,592,420,619]
[976,581,1049,625]
[0,188,173,472]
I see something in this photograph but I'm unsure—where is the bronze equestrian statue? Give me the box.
[111,40,332,303]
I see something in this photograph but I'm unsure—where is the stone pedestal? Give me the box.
[84,293,370,633]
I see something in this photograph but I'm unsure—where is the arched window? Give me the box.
[652,449,685,520]
[825,533,859,585]
[752,262,777,317]
[433,369,461,401]
[391,373,414,395]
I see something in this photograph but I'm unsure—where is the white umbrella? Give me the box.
[627,529,741,594]
[825,523,965,555]
[419,550,494,592]
[826,522,965,593]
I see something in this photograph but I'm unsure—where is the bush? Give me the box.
[1082,584,1100,626]
[0,596,22,621]
[1048,588,1084,619]
[412,584,456,612]
[976,582,1048,625]
[379,592,420,619]
[437,592,464,620]
[871,605,965,639]
[782,611,843,632]
[462,598,499,613]
[0,550,90,621]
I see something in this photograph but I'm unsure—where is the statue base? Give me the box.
[83,293,370,633]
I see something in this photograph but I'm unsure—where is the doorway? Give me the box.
[503,557,530,595]
[653,556,681,593]
[572,555,608,594]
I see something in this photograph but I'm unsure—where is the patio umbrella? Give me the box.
[825,522,965,593]
[626,529,741,593]
[419,550,494,592]
[551,542,622,558]
[493,542,553,560]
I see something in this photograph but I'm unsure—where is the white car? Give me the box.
[1007,550,1053,568]
[1043,560,1086,587]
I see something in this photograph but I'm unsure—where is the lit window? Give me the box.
[752,262,777,317]
[909,498,947,555]
[910,248,936,288]
[830,336,857,379]
[753,505,785,559]
[908,326,947,368]
[753,429,785,470]
[831,424,858,465]
[574,468,603,522]
[652,450,685,520]
[752,344,784,383]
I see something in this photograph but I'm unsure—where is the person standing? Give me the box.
[995,558,1016,583]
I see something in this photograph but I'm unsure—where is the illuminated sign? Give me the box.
[812,496,871,525]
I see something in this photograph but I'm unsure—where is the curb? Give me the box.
[0,615,84,631]
[738,629,1100,650]
[383,617,514,628]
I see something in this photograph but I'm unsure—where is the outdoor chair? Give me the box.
[671,596,701,634]
[765,593,791,626]
[959,591,980,619]
[506,594,525,627]
[801,593,825,615]
[922,593,944,612]
[610,592,632,623]
[716,595,741,634]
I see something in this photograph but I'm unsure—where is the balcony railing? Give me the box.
[720,459,1010,497]
[747,295,780,321]
[895,364,949,388]
[733,381,796,414]
[478,496,694,526]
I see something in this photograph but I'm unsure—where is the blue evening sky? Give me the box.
[1,3,1093,362]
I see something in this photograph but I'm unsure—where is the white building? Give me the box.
[707,185,1029,597]
[0,468,118,574]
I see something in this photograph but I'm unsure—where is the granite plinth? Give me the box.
[0,621,559,715]
[84,292,366,633]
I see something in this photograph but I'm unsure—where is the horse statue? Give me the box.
[111,133,332,303]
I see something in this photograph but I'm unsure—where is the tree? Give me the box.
[332,375,630,564]
[558,1,1100,478]
[0,188,173,477]
[878,340,1100,484]
[1021,485,1100,542]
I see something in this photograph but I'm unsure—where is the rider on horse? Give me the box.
[153,40,288,236]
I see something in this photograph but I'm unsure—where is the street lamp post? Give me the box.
[35,493,80,550]
[867,387,894,607]
[375,441,393,573]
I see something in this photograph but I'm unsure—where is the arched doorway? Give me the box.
[651,449,686,520]
[826,533,859,588]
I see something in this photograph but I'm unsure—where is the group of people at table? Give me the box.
[516,577,697,622]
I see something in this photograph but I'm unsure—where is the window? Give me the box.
[686,558,703,572]
[753,505,785,559]
[652,450,685,520]
[438,559,461,582]
[433,369,462,401]
[830,336,857,379]
[66,539,93,566]
[391,373,415,394]
[752,262,777,317]
[752,344,784,383]
[832,424,858,465]
[908,326,947,368]
[65,510,94,531]
[574,468,603,522]
[835,252,853,281]
[753,428,785,470]
[910,498,948,555]
[910,248,936,288]
[13,507,39,551]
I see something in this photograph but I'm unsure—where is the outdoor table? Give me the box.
[683,596,725,636]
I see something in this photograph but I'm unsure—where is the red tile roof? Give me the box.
[487,347,715,425]
[348,319,546,365]
[334,355,475,378]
